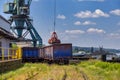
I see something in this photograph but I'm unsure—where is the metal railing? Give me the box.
[0,47,22,61]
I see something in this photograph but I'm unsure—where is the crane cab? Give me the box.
[20,5,30,15]
[4,3,14,14]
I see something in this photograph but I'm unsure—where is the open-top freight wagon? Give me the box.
[22,47,40,62]
[22,44,72,64]
[43,44,72,64]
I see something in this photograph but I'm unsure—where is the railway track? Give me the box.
[62,70,67,80]
[26,72,39,80]
[80,70,89,80]
[75,67,89,80]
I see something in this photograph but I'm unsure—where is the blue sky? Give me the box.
[0,0,120,49]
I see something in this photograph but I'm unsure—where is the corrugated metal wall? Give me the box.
[0,15,10,32]
[22,47,39,59]
[43,44,72,60]
[53,44,72,60]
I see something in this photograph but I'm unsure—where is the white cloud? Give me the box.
[87,28,106,34]
[110,9,120,16]
[74,21,96,26]
[65,28,105,35]
[33,0,40,2]
[74,21,81,25]
[83,21,96,25]
[57,14,66,20]
[110,33,120,36]
[74,9,109,18]
[109,33,120,39]
[65,30,85,34]
[78,0,104,2]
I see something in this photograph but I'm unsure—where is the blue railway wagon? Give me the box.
[22,47,39,62]
[38,47,44,61]
[43,44,72,62]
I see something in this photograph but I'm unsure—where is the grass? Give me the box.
[78,60,120,80]
[0,60,120,80]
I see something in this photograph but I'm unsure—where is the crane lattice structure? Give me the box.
[4,0,42,47]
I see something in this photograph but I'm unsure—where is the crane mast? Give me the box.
[3,0,42,47]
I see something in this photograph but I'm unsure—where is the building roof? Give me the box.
[0,27,17,40]
[0,15,10,24]
[0,15,17,40]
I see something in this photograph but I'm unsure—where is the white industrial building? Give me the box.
[0,15,16,57]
